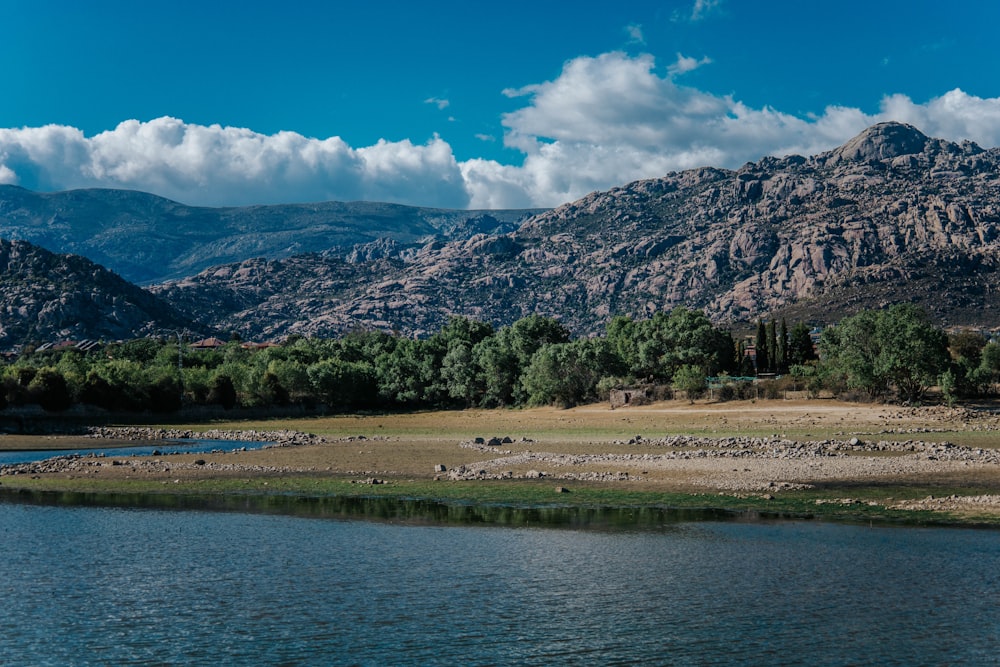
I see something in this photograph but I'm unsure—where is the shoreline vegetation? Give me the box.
[3,399,1000,528]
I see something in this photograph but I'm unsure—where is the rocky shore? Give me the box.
[1,453,301,479]
[84,426,324,446]
[450,434,1000,492]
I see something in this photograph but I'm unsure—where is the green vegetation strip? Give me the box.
[3,475,993,528]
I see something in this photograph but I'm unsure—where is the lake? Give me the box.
[0,439,272,467]
[1,499,998,665]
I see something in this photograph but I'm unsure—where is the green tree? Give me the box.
[106,338,162,364]
[427,317,495,405]
[612,308,734,381]
[80,370,117,410]
[939,368,958,407]
[874,305,949,403]
[787,322,817,366]
[440,341,481,407]
[521,338,620,407]
[471,335,519,407]
[469,315,570,406]
[265,358,312,404]
[672,365,707,403]
[777,318,789,373]
[605,315,640,377]
[145,372,182,412]
[374,338,426,406]
[55,349,89,402]
[755,320,769,375]
[947,331,989,398]
[820,305,949,402]
[981,342,1000,392]
[207,373,238,409]
[307,359,377,410]
[181,366,213,403]
[737,340,756,377]
[765,320,778,374]
[820,310,884,399]
[27,368,73,412]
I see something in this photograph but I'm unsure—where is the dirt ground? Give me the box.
[4,399,1000,517]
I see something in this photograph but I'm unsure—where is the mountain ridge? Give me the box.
[0,238,201,348]
[151,122,1000,337]
[3,122,1000,346]
[0,185,543,284]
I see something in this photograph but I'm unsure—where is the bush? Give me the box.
[208,374,238,410]
[672,365,706,402]
[716,384,736,402]
[27,368,73,412]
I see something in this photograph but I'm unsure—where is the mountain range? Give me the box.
[0,238,197,347]
[0,185,541,284]
[2,122,999,347]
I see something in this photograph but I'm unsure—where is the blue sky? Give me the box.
[2,0,1000,209]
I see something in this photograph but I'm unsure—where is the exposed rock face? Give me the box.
[0,239,200,347]
[827,121,931,163]
[0,186,542,284]
[154,122,1000,337]
[152,253,404,340]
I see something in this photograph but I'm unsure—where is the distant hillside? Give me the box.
[152,122,1000,338]
[0,238,201,348]
[0,186,543,284]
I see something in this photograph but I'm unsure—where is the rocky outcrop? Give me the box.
[84,426,323,446]
[0,238,200,347]
[154,123,1000,336]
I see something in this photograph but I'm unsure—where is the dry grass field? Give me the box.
[3,399,1000,522]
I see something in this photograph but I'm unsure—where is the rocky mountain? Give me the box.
[152,122,1000,338]
[0,239,202,348]
[0,186,542,284]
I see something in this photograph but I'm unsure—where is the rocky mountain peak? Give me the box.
[0,238,201,348]
[828,121,929,164]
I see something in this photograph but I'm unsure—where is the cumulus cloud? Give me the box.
[0,118,470,208]
[464,52,1000,207]
[3,52,1000,210]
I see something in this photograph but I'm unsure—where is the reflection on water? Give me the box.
[1,499,999,665]
[2,488,740,529]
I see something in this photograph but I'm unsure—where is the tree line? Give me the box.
[2,304,998,414]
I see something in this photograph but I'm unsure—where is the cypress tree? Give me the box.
[755,320,768,375]
[778,318,789,373]
[766,320,778,374]
[788,322,818,365]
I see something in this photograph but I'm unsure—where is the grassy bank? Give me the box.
[3,474,993,527]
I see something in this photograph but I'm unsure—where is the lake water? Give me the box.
[0,439,272,466]
[1,500,998,665]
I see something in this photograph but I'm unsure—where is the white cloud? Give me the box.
[625,23,645,44]
[667,52,712,76]
[464,52,1000,207]
[875,89,1000,146]
[0,117,470,208]
[690,0,721,21]
[3,53,1000,211]
[425,97,450,110]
